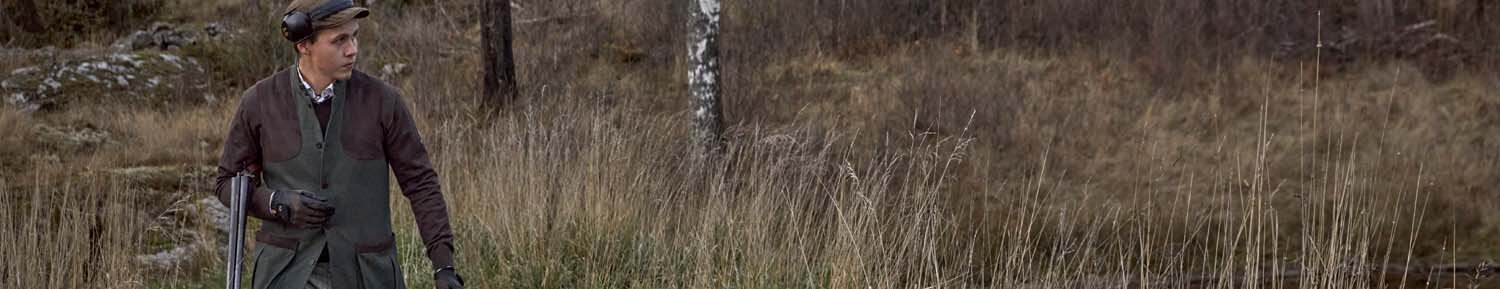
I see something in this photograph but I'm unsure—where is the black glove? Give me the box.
[435,267,464,289]
[270,189,334,228]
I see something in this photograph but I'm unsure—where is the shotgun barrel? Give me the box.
[225,172,251,289]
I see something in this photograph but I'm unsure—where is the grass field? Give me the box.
[2,0,1498,288]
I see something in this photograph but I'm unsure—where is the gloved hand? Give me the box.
[435,267,464,289]
[270,189,334,228]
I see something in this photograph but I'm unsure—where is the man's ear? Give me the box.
[295,41,311,56]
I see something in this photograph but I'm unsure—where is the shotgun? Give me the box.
[225,171,252,289]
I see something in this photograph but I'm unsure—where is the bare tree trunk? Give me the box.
[482,0,519,108]
[688,0,725,160]
[969,0,982,52]
[939,0,949,28]
[9,0,46,34]
[245,0,260,18]
[0,2,12,45]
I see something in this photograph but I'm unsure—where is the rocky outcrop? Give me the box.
[1,21,241,112]
[1,51,209,112]
[108,165,226,271]
[112,22,234,52]
[135,196,229,270]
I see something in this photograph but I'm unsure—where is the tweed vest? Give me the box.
[250,68,405,289]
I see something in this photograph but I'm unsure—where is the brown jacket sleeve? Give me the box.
[215,90,279,223]
[382,92,456,270]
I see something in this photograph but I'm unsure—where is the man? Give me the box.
[214,0,464,288]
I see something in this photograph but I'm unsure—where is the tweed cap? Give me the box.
[285,0,370,30]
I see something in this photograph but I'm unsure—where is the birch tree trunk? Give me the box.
[483,0,519,107]
[688,0,726,160]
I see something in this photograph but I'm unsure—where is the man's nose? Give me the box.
[344,44,358,58]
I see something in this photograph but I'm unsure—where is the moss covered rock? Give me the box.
[1,50,210,112]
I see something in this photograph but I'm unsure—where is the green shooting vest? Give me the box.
[250,68,406,289]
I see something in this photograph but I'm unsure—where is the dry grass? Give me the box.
[0,107,35,173]
[3,0,1498,288]
[389,77,1452,288]
[0,93,1456,288]
[95,106,228,167]
[1,168,148,288]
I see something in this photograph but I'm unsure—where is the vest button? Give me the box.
[321,183,329,189]
[315,142,323,149]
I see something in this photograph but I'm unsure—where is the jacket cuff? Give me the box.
[427,243,454,270]
[247,187,280,221]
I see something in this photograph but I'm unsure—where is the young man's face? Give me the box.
[297,21,360,81]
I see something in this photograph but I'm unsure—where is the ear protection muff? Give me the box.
[281,0,355,43]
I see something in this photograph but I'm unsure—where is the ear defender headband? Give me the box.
[281,0,355,43]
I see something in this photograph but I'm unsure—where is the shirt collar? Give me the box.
[296,65,336,104]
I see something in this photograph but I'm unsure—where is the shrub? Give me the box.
[3,0,167,47]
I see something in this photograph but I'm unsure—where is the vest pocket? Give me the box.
[356,234,406,289]
[250,243,296,289]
